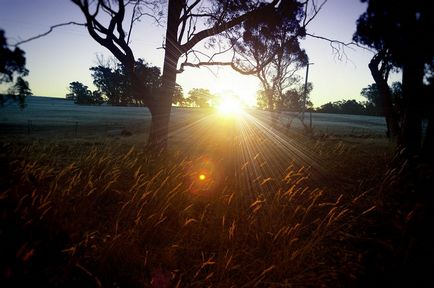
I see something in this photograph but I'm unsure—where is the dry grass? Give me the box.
[0,133,394,287]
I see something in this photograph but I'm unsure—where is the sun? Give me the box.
[217,95,243,116]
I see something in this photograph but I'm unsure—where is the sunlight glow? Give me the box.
[217,95,243,116]
[199,174,206,181]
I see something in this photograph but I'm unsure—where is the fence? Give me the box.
[276,111,388,137]
[0,119,149,138]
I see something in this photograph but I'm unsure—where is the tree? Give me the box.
[361,82,403,120]
[6,77,33,109]
[229,1,308,111]
[172,84,186,106]
[91,90,105,105]
[187,88,215,108]
[354,0,434,154]
[360,84,380,114]
[316,99,369,116]
[90,59,161,106]
[66,81,103,105]
[71,0,319,152]
[90,64,126,105]
[282,82,312,112]
[0,30,30,108]
[90,60,190,107]
[256,90,268,110]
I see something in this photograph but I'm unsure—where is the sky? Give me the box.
[0,0,400,107]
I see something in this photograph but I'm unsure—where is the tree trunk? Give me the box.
[146,0,182,153]
[368,53,400,139]
[401,59,424,155]
[147,101,172,153]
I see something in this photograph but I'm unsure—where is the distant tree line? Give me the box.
[66,60,216,108]
[316,81,403,116]
[255,79,404,116]
[316,99,375,115]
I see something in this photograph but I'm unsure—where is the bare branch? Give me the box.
[306,32,376,62]
[127,1,140,44]
[128,1,163,44]
[303,0,328,28]
[12,22,86,47]
[178,61,259,75]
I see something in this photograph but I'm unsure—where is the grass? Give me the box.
[0,125,397,288]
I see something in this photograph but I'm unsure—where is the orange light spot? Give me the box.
[199,174,206,181]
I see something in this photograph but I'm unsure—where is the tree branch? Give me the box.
[178,61,258,75]
[306,32,375,61]
[180,0,279,54]
[12,22,86,47]
[303,0,328,28]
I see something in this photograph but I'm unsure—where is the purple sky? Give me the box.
[0,0,401,107]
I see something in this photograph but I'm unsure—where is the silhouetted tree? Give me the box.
[282,83,312,112]
[72,0,318,152]
[6,77,33,109]
[0,30,30,108]
[360,83,381,114]
[316,99,370,116]
[361,82,403,121]
[66,81,103,105]
[90,59,161,106]
[354,0,434,154]
[90,65,126,105]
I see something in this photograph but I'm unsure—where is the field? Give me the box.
[0,96,387,138]
[0,96,410,287]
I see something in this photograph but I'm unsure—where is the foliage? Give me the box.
[90,59,161,106]
[0,30,28,84]
[316,99,374,116]
[256,90,268,110]
[171,84,187,106]
[282,82,313,112]
[230,0,307,111]
[187,88,215,108]
[90,64,127,105]
[360,84,380,111]
[66,81,104,105]
[354,0,434,67]
[360,82,403,116]
[4,77,33,109]
[0,30,31,109]
[354,0,434,153]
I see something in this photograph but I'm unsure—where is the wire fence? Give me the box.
[265,111,389,137]
[0,119,150,138]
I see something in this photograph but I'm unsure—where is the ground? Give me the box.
[2,97,416,287]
